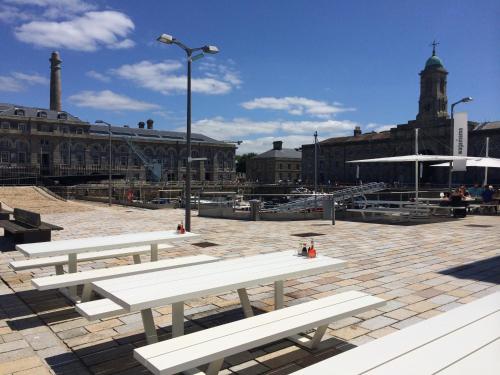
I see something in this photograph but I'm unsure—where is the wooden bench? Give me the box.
[133,291,385,375]
[0,202,12,220]
[291,291,500,375]
[0,208,63,243]
[34,254,219,302]
[9,244,173,275]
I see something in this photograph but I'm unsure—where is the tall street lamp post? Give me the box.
[448,97,473,192]
[95,120,112,206]
[157,34,219,231]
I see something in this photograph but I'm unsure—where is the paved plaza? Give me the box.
[0,201,499,374]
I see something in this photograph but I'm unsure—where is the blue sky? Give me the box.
[0,0,498,153]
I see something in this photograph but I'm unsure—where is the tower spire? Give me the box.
[430,40,439,56]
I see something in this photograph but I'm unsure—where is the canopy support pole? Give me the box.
[415,128,419,206]
[484,137,489,186]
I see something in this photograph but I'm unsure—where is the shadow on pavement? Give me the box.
[439,255,500,284]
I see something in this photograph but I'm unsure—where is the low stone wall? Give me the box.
[75,196,175,210]
[198,206,251,220]
[259,210,323,221]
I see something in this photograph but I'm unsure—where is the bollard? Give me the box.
[249,199,261,221]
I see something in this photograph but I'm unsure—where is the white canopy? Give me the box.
[347,155,470,163]
[431,157,500,168]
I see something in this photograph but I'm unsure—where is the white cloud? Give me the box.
[182,116,358,154]
[0,71,48,92]
[86,70,110,82]
[14,11,135,51]
[112,60,240,95]
[68,90,160,111]
[5,0,95,17]
[365,123,394,132]
[241,96,355,118]
[11,72,48,85]
[1,0,96,23]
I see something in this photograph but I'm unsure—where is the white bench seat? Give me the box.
[32,255,219,290]
[134,291,385,375]
[291,292,500,375]
[9,244,173,271]
[76,298,126,320]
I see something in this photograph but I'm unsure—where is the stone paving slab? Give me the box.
[0,200,499,374]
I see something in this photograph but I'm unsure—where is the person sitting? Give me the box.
[450,188,467,218]
[482,185,494,203]
[439,191,451,206]
[481,185,497,214]
[469,183,483,198]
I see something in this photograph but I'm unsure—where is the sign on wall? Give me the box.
[452,112,468,172]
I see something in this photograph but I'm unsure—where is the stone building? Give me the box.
[247,141,301,184]
[0,52,236,184]
[301,45,500,186]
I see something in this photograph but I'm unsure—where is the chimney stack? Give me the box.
[273,140,283,150]
[49,51,62,112]
[354,126,362,137]
[138,121,145,129]
[146,119,154,129]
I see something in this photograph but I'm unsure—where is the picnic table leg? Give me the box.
[172,301,184,337]
[140,308,158,344]
[237,288,254,317]
[205,358,224,375]
[68,253,77,297]
[274,280,284,310]
[132,254,142,264]
[288,324,328,349]
[54,264,64,275]
[81,284,93,302]
[151,244,159,262]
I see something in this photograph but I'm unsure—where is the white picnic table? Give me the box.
[16,230,200,296]
[292,291,500,375]
[91,251,346,344]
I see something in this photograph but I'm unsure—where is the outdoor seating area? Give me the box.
[0,201,499,374]
[0,208,63,244]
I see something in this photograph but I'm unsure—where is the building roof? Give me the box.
[0,103,86,123]
[474,121,500,131]
[425,55,444,69]
[254,148,301,159]
[90,124,228,145]
[319,131,391,145]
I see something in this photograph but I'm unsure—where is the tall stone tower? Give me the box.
[49,51,62,112]
[416,42,448,124]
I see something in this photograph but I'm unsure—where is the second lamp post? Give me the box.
[157,34,219,231]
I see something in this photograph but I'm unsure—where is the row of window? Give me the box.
[0,121,84,134]
[13,108,68,120]
[0,152,27,164]
[277,163,300,170]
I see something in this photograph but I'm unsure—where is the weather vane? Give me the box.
[430,40,440,56]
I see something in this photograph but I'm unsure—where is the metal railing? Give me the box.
[261,182,387,212]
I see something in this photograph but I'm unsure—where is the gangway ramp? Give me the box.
[262,182,387,213]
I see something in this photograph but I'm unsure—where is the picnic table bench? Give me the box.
[32,254,218,302]
[15,230,200,298]
[0,208,63,243]
[291,291,500,375]
[134,291,385,375]
[77,251,346,344]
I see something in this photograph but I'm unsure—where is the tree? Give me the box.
[235,153,257,173]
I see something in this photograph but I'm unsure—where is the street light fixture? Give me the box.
[95,120,113,206]
[157,33,219,232]
[448,97,473,192]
